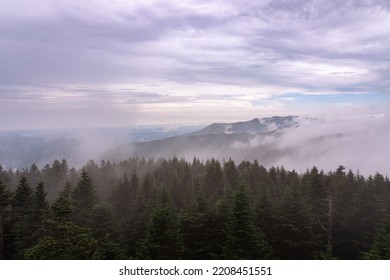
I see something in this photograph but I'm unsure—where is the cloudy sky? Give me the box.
[1,0,390,130]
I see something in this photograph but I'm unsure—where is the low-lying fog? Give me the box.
[0,115,389,176]
[268,115,390,176]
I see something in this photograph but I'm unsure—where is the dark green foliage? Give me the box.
[72,169,96,209]
[272,183,318,259]
[32,182,49,212]
[181,181,221,259]
[223,185,272,259]
[110,173,134,226]
[51,195,73,221]
[125,172,155,257]
[1,157,390,260]
[12,176,33,212]
[0,181,11,212]
[9,176,35,258]
[203,159,224,201]
[88,204,126,260]
[72,169,97,226]
[0,181,11,259]
[24,220,97,260]
[136,190,183,259]
[363,205,390,260]
[224,159,239,193]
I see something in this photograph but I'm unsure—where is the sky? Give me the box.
[1,0,390,130]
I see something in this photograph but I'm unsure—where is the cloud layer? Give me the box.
[1,0,390,128]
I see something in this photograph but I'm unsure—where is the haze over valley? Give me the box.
[1,114,389,177]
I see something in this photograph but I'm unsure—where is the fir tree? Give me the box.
[24,194,97,259]
[224,159,239,193]
[181,180,216,259]
[203,159,224,202]
[0,181,11,259]
[273,183,318,259]
[363,205,390,259]
[72,169,97,226]
[89,203,126,260]
[136,189,183,259]
[10,176,34,258]
[223,185,273,259]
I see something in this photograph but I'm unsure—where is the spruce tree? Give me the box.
[89,203,126,260]
[181,181,216,259]
[363,205,390,259]
[136,189,183,259]
[224,159,239,193]
[223,184,272,259]
[126,172,154,257]
[24,194,97,259]
[10,176,34,258]
[72,169,97,226]
[110,173,133,226]
[0,181,11,259]
[12,176,33,212]
[29,182,49,249]
[273,183,317,259]
[203,159,224,202]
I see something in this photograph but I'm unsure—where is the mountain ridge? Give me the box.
[191,115,298,136]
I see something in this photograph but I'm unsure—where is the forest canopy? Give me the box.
[0,157,389,260]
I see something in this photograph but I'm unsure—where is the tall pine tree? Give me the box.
[223,184,273,259]
[136,189,183,259]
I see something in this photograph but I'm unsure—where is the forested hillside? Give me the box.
[0,157,389,260]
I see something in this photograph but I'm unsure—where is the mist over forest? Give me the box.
[1,115,389,177]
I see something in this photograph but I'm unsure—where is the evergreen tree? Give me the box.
[255,182,276,244]
[72,169,97,226]
[51,195,73,221]
[73,169,96,208]
[181,181,216,259]
[223,185,272,259]
[363,206,390,259]
[249,160,267,196]
[272,183,318,259]
[10,176,34,258]
[12,176,33,212]
[24,194,97,259]
[203,159,224,202]
[136,189,183,259]
[24,221,97,260]
[32,182,49,213]
[126,172,155,257]
[0,181,11,259]
[89,203,126,260]
[224,159,239,193]
[110,173,133,226]
[29,182,49,249]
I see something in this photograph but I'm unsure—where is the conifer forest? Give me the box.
[1,157,390,260]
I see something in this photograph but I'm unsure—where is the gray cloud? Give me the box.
[0,0,389,128]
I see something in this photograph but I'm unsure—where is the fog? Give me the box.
[1,115,389,177]
[272,115,390,176]
[216,114,389,176]
[124,114,390,177]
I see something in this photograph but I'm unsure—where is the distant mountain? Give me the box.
[0,135,79,169]
[0,125,201,169]
[107,116,298,164]
[192,116,298,135]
